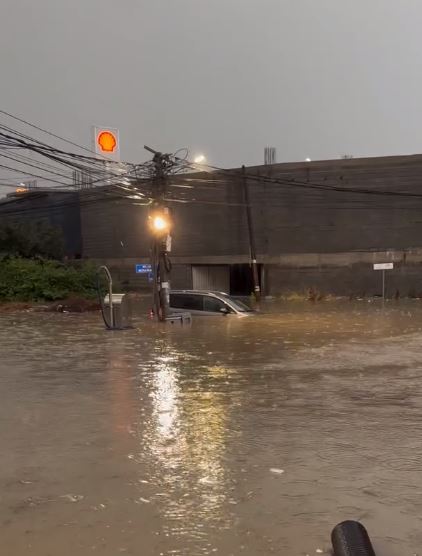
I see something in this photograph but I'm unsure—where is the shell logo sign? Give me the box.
[92,126,120,161]
[97,130,117,153]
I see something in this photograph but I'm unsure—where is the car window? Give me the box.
[170,293,203,311]
[219,294,253,312]
[203,296,230,313]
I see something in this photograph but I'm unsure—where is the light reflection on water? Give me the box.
[134,343,233,548]
[1,301,422,555]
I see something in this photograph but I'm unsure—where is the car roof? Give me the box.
[170,290,227,296]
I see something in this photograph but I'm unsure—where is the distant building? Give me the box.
[0,190,82,258]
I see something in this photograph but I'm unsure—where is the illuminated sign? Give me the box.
[92,126,120,161]
[97,130,117,153]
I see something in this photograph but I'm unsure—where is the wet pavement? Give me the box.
[1,300,422,555]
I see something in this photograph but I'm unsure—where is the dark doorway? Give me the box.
[230,264,262,296]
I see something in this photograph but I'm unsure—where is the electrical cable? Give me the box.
[13,110,421,200]
[0,155,147,191]
[1,149,79,179]
[177,158,422,200]
[6,119,422,217]
[0,186,148,218]
[0,126,148,187]
[0,109,112,160]
[0,162,76,187]
[0,152,75,182]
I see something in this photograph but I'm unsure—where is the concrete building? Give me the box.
[4,154,422,297]
[79,154,422,297]
[0,190,82,257]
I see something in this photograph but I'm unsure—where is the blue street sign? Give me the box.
[135,264,152,274]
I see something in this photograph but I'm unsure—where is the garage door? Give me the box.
[192,265,230,293]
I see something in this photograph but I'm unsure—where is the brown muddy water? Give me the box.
[1,300,422,556]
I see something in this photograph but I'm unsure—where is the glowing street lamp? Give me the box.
[152,215,168,232]
[194,154,206,164]
[148,209,172,236]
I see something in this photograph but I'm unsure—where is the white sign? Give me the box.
[373,263,394,271]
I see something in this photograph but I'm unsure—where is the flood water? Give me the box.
[1,300,422,556]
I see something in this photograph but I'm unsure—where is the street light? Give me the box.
[152,215,167,232]
[194,154,206,164]
[148,209,172,236]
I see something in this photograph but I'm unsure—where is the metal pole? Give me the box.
[109,276,113,327]
[151,239,160,320]
[242,165,261,301]
[145,146,171,322]
[158,239,170,321]
[155,158,170,321]
[382,269,385,301]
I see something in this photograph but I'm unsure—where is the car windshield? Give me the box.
[219,294,253,312]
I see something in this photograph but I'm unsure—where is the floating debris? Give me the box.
[199,476,216,485]
[91,503,107,511]
[60,494,84,503]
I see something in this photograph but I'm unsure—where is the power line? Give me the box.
[0,160,141,191]
[0,152,74,183]
[1,149,77,177]
[0,162,75,187]
[0,148,147,191]
[0,119,188,197]
[0,109,110,160]
[178,158,422,200]
[0,127,113,169]
[0,130,157,190]
[0,187,148,218]
[4,108,422,201]
[4,176,422,221]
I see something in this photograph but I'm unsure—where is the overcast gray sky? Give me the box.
[1,0,422,184]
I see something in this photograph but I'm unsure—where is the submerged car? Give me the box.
[169,290,253,316]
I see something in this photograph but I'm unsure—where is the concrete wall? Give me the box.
[79,178,248,260]
[85,251,422,298]
[5,154,422,295]
[267,261,422,298]
[81,155,422,256]
[77,154,422,295]
[246,155,422,255]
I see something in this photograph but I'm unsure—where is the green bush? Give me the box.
[0,258,99,302]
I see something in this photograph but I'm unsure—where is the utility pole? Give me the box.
[242,165,261,302]
[145,146,172,322]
